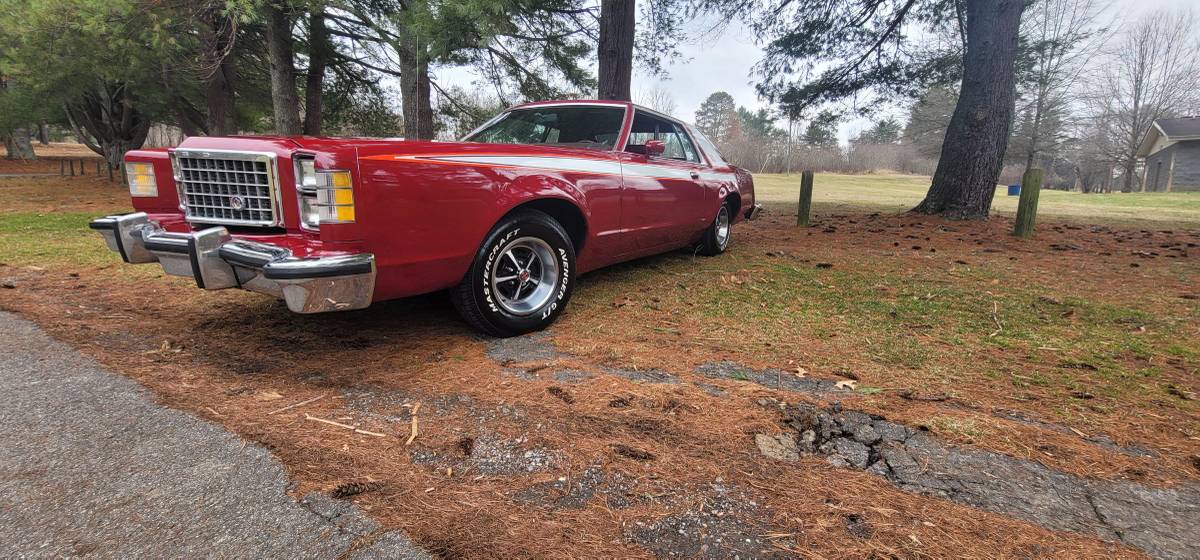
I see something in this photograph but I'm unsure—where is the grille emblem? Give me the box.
[229,196,245,210]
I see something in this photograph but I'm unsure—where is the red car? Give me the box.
[91,100,760,336]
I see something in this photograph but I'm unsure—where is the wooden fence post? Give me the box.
[797,170,814,227]
[1013,168,1044,239]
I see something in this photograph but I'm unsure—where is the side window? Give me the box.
[689,128,728,168]
[671,123,700,164]
[626,112,700,164]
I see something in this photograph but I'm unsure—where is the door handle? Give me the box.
[690,171,700,180]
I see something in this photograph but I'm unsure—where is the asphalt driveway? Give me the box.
[0,311,428,559]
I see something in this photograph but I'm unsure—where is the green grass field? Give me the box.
[754,173,1200,227]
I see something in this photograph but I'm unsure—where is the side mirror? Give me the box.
[644,139,666,156]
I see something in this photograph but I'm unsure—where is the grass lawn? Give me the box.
[754,173,1200,227]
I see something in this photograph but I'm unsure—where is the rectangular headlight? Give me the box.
[297,159,319,190]
[125,162,157,197]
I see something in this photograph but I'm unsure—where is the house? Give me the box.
[1136,116,1200,192]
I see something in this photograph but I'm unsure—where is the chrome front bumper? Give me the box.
[745,203,763,220]
[89,212,375,313]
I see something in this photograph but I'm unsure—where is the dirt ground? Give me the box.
[2,159,1198,558]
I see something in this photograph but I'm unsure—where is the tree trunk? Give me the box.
[914,0,1026,220]
[1123,157,1138,193]
[3,127,36,160]
[207,60,236,135]
[172,98,206,138]
[64,82,151,171]
[37,121,49,145]
[397,31,434,140]
[597,0,635,101]
[199,8,237,135]
[1024,89,1045,174]
[303,8,330,136]
[265,2,302,135]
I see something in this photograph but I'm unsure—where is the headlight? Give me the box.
[297,158,319,190]
[125,162,157,197]
[295,157,355,228]
[299,195,322,229]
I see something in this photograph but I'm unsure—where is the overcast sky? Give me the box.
[437,0,1196,143]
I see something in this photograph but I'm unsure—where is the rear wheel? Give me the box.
[698,202,732,256]
[453,209,575,337]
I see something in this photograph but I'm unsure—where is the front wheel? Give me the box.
[452,209,576,337]
[698,203,732,256]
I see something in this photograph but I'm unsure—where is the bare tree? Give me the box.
[634,83,677,114]
[1066,116,1120,192]
[1015,0,1109,174]
[1086,9,1200,192]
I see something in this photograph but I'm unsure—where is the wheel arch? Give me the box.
[502,197,588,253]
[723,191,742,219]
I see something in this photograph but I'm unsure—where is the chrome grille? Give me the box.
[173,151,278,226]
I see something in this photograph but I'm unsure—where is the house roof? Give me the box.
[1137,116,1200,157]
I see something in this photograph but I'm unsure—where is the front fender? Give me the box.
[497,173,590,220]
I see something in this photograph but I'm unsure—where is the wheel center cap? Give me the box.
[518,270,531,283]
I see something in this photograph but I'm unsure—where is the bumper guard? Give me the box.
[89,212,375,313]
[745,203,763,220]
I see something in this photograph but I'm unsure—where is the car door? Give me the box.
[619,111,712,250]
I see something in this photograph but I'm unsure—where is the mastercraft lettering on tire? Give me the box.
[90,100,761,337]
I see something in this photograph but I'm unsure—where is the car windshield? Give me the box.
[465,105,626,150]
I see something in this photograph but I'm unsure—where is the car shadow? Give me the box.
[170,245,711,382]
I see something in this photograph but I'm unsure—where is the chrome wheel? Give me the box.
[715,205,731,250]
[490,236,560,316]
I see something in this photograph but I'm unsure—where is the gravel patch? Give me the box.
[485,332,561,363]
[411,433,559,476]
[625,482,781,559]
[515,466,606,508]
